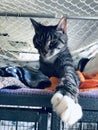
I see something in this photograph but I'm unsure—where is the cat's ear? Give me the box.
[30,18,41,33]
[57,18,67,33]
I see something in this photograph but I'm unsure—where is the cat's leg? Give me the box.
[51,67,82,125]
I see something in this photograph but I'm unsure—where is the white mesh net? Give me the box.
[0,0,98,65]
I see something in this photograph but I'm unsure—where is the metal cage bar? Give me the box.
[0,12,98,20]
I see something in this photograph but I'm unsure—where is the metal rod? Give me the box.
[0,12,98,20]
[16,121,18,130]
[66,15,98,20]
[0,12,55,18]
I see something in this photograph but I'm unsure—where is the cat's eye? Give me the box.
[49,40,58,49]
[49,42,54,48]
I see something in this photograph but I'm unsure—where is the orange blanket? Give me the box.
[45,71,98,92]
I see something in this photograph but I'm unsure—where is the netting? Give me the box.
[0,0,98,64]
[0,1,98,130]
[0,0,98,17]
[0,120,98,130]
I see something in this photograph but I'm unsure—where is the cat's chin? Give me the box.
[42,54,58,63]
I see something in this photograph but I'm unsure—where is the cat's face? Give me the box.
[30,18,68,63]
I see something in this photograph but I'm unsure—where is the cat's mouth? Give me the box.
[41,48,62,63]
[46,53,58,61]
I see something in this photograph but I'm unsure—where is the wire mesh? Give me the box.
[0,120,98,130]
[60,122,98,130]
[0,17,98,63]
[0,1,98,63]
[0,0,98,17]
[0,121,37,130]
[0,1,98,130]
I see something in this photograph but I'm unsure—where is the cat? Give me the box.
[30,17,82,125]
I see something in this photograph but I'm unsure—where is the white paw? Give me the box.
[51,92,83,125]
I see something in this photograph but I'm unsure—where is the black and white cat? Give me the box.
[30,18,82,125]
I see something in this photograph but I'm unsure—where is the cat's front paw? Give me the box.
[51,92,82,125]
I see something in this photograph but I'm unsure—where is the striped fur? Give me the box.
[30,18,82,125]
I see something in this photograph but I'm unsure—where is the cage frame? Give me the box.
[0,88,98,130]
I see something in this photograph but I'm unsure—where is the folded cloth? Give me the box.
[0,66,51,89]
[77,71,98,92]
[45,77,60,91]
[45,71,98,92]
[0,65,98,92]
[0,76,27,89]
